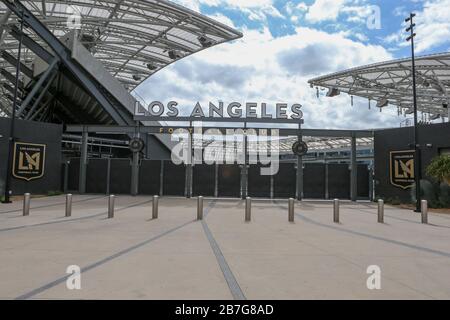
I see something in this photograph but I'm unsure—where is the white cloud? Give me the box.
[384,0,450,53]
[173,0,284,22]
[206,13,236,28]
[136,26,399,129]
[415,0,450,52]
[305,0,347,23]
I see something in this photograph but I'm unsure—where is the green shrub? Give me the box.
[438,183,450,208]
[411,179,450,209]
[426,155,450,185]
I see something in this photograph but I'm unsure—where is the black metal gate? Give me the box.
[110,159,131,194]
[192,164,215,197]
[304,163,326,199]
[273,163,296,198]
[248,164,271,198]
[139,160,161,195]
[328,164,350,199]
[86,159,108,194]
[163,161,186,196]
[218,165,240,198]
[357,164,370,198]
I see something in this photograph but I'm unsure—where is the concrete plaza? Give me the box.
[0,195,449,300]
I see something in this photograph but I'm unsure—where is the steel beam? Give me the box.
[0,68,24,89]
[79,130,88,194]
[17,58,58,117]
[24,69,58,120]
[9,25,54,63]
[130,151,139,196]
[1,50,34,78]
[0,9,11,48]
[296,125,304,201]
[64,125,375,138]
[3,1,134,126]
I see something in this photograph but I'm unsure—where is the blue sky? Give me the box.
[135,0,450,129]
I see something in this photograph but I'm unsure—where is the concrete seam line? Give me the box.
[15,218,199,300]
[0,195,108,214]
[201,201,247,300]
[0,199,154,233]
[273,201,450,259]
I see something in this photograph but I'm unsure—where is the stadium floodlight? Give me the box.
[376,98,389,108]
[429,114,440,120]
[197,35,214,48]
[326,87,340,97]
[405,13,416,22]
[146,63,158,71]
[168,50,182,60]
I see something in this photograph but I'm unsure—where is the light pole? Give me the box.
[2,4,25,204]
[405,13,422,213]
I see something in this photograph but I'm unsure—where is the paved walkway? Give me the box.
[0,195,449,300]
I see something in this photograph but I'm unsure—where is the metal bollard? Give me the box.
[108,195,115,219]
[197,196,204,220]
[421,200,428,224]
[245,197,251,222]
[377,199,384,223]
[333,199,339,223]
[288,198,295,222]
[65,194,72,217]
[152,195,159,219]
[23,193,31,216]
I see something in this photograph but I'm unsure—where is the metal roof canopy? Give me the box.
[0,0,242,117]
[65,124,374,154]
[308,52,450,120]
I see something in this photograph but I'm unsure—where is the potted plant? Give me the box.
[426,154,450,185]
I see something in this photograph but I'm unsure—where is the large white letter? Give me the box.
[366,265,381,290]
[66,265,81,290]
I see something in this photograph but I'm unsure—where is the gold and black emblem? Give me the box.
[390,150,415,189]
[12,142,46,181]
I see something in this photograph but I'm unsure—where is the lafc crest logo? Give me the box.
[12,142,46,181]
[390,150,415,189]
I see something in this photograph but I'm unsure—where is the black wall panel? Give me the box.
[328,164,350,199]
[273,163,296,198]
[192,164,215,197]
[218,165,240,198]
[248,164,271,198]
[110,159,131,194]
[357,164,370,198]
[67,158,80,192]
[0,118,62,195]
[374,122,450,202]
[139,160,161,195]
[304,163,326,199]
[86,159,108,194]
[163,161,186,196]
